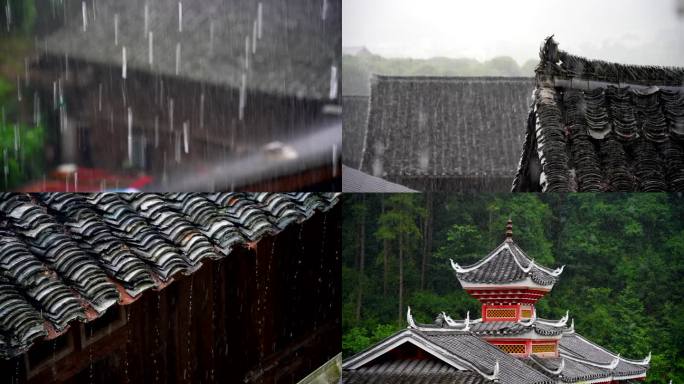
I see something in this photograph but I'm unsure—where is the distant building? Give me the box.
[0,192,341,383]
[343,220,650,383]
[27,0,341,191]
[355,76,534,192]
[513,36,684,192]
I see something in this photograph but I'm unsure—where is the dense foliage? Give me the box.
[343,51,537,95]
[342,193,684,383]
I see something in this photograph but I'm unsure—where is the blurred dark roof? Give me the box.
[342,165,415,193]
[342,95,369,168]
[43,0,341,100]
[360,76,533,183]
[513,36,684,192]
[0,192,338,359]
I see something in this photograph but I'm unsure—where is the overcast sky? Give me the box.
[343,0,684,66]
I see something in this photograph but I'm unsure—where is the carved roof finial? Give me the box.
[505,218,513,241]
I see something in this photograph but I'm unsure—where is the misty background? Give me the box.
[342,0,684,95]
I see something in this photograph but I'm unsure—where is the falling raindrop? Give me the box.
[5,0,10,32]
[199,93,205,129]
[183,121,189,153]
[52,81,57,110]
[154,115,159,148]
[239,73,246,121]
[122,46,127,79]
[257,3,263,39]
[244,36,250,69]
[322,0,328,20]
[13,124,19,155]
[329,65,338,100]
[252,21,257,54]
[16,76,21,101]
[74,171,78,192]
[127,107,133,163]
[178,1,183,32]
[98,83,103,112]
[148,32,154,66]
[114,13,119,46]
[169,98,174,131]
[175,42,181,75]
[82,1,87,32]
[332,144,338,177]
[208,21,214,55]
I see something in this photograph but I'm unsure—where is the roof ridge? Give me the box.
[537,36,684,87]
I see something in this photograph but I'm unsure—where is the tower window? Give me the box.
[496,344,526,354]
[532,344,556,354]
[486,308,516,318]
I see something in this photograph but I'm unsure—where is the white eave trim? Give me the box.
[537,310,569,327]
[458,277,553,291]
[560,352,620,370]
[342,330,501,381]
[342,330,470,371]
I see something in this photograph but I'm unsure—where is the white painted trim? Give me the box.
[450,242,509,273]
[560,352,620,369]
[343,330,470,371]
[537,311,569,327]
[407,307,417,329]
[459,277,552,291]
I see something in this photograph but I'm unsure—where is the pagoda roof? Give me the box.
[344,309,650,383]
[451,240,564,287]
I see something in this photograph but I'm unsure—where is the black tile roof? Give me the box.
[454,242,559,286]
[513,37,684,192]
[559,333,648,379]
[0,192,338,359]
[42,0,341,100]
[469,321,565,337]
[342,165,416,193]
[420,331,555,384]
[342,96,369,169]
[360,76,533,181]
[343,359,486,384]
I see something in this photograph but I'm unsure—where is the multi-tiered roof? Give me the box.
[343,220,650,383]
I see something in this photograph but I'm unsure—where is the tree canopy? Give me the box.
[342,193,684,383]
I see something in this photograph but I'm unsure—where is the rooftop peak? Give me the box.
[505,218,513,242]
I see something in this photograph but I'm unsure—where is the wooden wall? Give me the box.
[1,204,341,384]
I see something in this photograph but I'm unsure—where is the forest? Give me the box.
[342,193,684,383]
[342,49,537,95]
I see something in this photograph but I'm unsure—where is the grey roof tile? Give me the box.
[0,192,338,359]
[513,37,684,192]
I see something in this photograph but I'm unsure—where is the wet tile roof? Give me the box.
[0,192,338,359]
[342,96,369,169]
[42,0,341,100]
[343,359,485,384]
[420,331,555,384]
[513,36,684,192]
[360,76,533,181]
[454,242,559,286]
